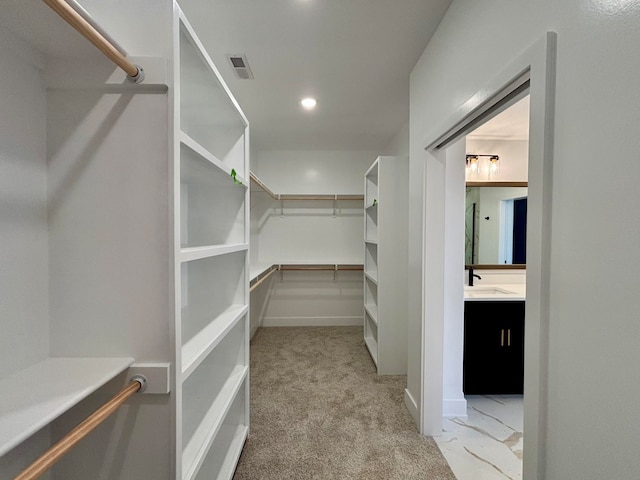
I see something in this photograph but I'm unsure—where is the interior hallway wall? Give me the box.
[408,1,640,478]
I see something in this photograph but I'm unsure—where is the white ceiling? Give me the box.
[178,0,453,151]
[1,0,453,152]
[468,96,530,141]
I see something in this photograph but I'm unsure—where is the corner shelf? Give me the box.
[0,357,134,457]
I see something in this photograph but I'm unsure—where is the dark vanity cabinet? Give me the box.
[463,301,525,394]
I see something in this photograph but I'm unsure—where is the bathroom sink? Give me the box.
[464,287,516,296]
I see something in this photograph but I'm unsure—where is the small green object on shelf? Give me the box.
[373,199,377,206]
[230,168,242,185]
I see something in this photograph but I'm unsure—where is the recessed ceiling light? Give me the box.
[300,97,317,110]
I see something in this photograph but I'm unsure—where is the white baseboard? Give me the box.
[443,397,467,418]
[404,388,419,427]
[261,316,363,327]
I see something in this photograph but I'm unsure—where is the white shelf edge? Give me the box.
[364,159,379,178]
[182,305,249,380]
[177,11,249,127]
[365,202,378,210]
[180,244,248,263]
[0,357,134,456]
[216,425,249,480]
[364,239,378,245]
[180,132,248,187]
[364,304,378,325]
[182,366,248,480]
[364,336,378,366]
[364,272,378,285]
[250,263,275,282]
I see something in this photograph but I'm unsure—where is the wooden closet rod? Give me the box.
[278,264,364,271]
[249,266,278,292]
[14,379,143,480]
[43,0,144,83]
[249,173,364,201]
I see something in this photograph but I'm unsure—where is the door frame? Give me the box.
[419,32,557,479]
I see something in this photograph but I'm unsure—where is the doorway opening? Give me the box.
[436,95,530,479]
[418,32,556,480]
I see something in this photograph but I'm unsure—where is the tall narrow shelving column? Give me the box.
[174,10,250,480]
[363,156,408,375]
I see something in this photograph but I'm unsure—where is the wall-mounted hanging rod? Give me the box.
[249,172,364,201]
[249,265,278,292]
[43,0,144,83]
[14,377,145,480]
[277,264,364,271]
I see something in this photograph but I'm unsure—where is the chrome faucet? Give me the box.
[468,266,481,286]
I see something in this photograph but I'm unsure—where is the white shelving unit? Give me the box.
[363,156,409,375]
[175,9,250,480]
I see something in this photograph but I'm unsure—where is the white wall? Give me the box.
[253,150,376,194]
[382,121,409,157]
[410,1,640,478]
[262,270,363,327]
[251,150,374,327]
[0,27,51,480]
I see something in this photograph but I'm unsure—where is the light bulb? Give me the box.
[300,97,317,110]
[467,155,480,176]
[489,156,500,177]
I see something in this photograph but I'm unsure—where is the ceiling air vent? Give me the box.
[227,54,254,80]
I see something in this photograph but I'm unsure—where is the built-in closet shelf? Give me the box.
[364,272,378,285]
[364,337,378,366]
[182,304,248,379]
[180,132,248,187]
[250,171,364,201]
[182,365,248,480]
[362,156,408,375]
[180,244,248,263]
[0,357,134,456]
[250,264,276,282]
[213,424,249,480]
[364,304,378,325]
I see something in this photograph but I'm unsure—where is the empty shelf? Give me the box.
[0,357,134,456]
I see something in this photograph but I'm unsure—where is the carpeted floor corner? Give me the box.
[232,326,456,480]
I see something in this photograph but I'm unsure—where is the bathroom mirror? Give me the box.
[465,182,527,268]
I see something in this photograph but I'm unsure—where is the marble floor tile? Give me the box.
[434,395,523,480]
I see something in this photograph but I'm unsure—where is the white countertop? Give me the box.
[464,283,526,301]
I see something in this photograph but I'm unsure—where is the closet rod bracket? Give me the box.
[127,64,145,84]
[129,374,148,393]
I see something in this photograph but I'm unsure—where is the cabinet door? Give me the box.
[463,301,525,394]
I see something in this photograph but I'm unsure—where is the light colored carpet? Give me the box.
[233,326,456,480]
